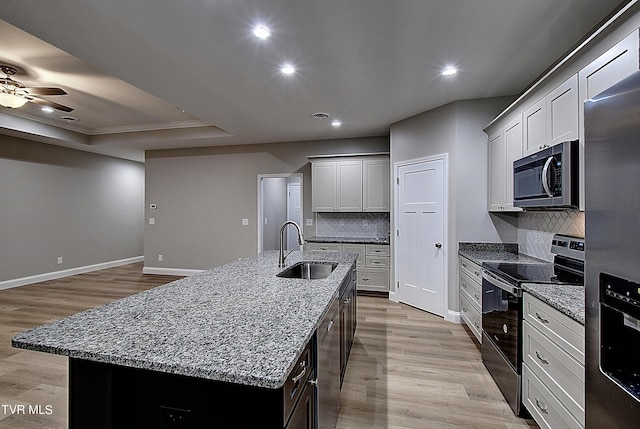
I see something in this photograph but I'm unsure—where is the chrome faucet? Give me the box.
[279,220,305,267]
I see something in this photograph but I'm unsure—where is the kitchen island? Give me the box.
[12,250,358,428]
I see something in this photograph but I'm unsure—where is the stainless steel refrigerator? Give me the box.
[584,70,640,427]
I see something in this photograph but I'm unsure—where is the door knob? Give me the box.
[435,242,442,249]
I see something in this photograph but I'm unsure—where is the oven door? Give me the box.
[482,270,522,371]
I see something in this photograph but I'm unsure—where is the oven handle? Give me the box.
[482,269,522,297]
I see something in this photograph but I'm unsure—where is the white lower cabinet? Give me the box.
[458,255,483,343]
[304,242,389,292]
[522,292,585,429]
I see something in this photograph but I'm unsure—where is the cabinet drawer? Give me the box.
[459,271,482,308]
[523,293,584,364]
[522,364,582,429]
[365,255,389,269]
[523,320,584,425]
[459,256,482,283]
[460,294,482,343]
[365,244,389,257]
[304,242,342,252]
[357,268,389,292]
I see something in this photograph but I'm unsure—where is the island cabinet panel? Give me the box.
[69,339,316,429]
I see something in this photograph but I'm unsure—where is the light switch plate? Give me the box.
[305,219,313,226]
[242,218,249,226]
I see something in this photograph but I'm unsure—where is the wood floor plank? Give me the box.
[0,263,538,428]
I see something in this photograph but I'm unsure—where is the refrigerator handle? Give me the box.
[541,156,554,197]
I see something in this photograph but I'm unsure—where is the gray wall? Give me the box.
[390,97,517,314]
[0,135,145,283]
[144,137,389,270]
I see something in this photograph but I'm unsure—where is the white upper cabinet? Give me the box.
[523,74,579,156]
[488,130,505,211]
[362,159,390,212]
[488,118,523,212]
[311,156,390,212]
[523,97,547,155]
[311,162,337,211]
[578,29,640,210]
[578,30,640,107]
[336,160,363,212]
[548,74,579,146]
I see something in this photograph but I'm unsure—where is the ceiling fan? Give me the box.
[0,65,73,112]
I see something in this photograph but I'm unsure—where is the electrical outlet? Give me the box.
[57,257,63,265]
[242,218,249,226]
[305,219,313,226]
[158,254,163,262]
[159,406,190,428]
[149,218,155,225]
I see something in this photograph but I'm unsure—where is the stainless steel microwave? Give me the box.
[513,140,578,209]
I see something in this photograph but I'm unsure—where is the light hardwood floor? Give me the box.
[0,263,537,428]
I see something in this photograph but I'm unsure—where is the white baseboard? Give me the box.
[388,290,399,302]
[142,266,204,276]
[447,310,461,324]
[0,256,144,291]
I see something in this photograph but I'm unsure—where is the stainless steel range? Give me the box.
[481,234,585,416]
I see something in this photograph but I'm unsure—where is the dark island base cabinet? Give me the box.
[339,265,357,387]
[69,339,315,429]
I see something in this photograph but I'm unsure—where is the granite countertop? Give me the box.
[523,283,585,325]
[12,250,357,389]
[458,242,583,324]
[458,243,545,265]
[306,236,390,245]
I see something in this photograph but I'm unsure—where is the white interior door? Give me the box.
[287,182,302,250]
[397,158,446,316]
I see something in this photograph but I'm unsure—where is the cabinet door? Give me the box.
[547,74,579,146]
[285,381,315,429]
[311,162,337,212]
[487,129,505,211]
[342,243,365,266]
[523,97,547,155]
[362,159,390,212]
[503,118,523,211]
[336,161,363,211]
[578,29,639,210]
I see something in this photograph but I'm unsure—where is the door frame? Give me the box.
[392,154,449,319]
[257,173,304,253]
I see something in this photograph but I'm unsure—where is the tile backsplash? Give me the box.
[316,212,390,239]
[517,210,585,261]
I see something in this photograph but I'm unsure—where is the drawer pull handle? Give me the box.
[535,350,549,365]
[474,293,480,300]
[373,261,382,264]
[462,307,467,313]
[474,322,480,329]
[534,397,549,414]
[362,277,370,281]
[474,271,480,276]
[535,312,550,324]
[461,283,467,289]
[462,262,467,268]
[291,361,307,384]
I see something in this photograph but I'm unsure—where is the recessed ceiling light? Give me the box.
[442,67,457,76]
[253,25,270,40]
[41,106,55,113]
[331,120,342,127]
[281,64,296,75]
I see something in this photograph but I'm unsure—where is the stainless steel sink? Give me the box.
[277,262,338,279]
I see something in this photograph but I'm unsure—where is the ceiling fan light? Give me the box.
[0,92,28,108]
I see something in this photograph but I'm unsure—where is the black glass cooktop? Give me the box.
[483,262,583,285]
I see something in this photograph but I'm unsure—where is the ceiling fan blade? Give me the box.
[24,87,68,96]
[28,97,74,112]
